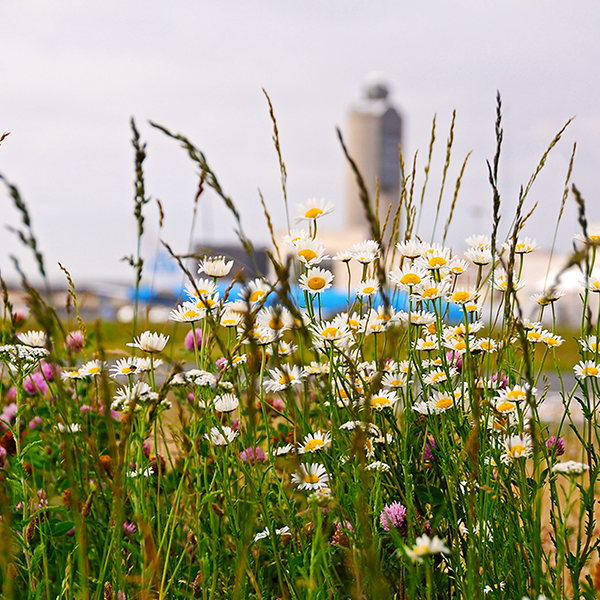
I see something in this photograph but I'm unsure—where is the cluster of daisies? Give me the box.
[3,197,598,573]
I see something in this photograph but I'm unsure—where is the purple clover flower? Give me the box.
[380,501,407,531]
[546,436,566,456]
[240,446,266,465]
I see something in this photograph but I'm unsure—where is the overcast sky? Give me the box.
[1,1,599,287]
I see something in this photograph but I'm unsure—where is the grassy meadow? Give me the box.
[1,98,600,600]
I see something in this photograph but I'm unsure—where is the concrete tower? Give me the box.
[345,74,402,233]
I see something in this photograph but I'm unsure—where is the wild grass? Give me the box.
[0,96,599,600]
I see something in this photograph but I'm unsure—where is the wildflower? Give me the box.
[369,389,398,411]
[504,237,539,254]
[205,426,238,446]
[497,384,535,403]
[127,331,169,354]
[574,232,600,246]
[380,502,407,531]
[418,245,452,270]
[366,461,391,472]
[412,279,450,301]
[264,364,303,393]
[256,306,294,333]
[169,304,204,322]
[79,360,104,377]
[541,332,564,348]
[291,463,329,491]
[241,446,266,465]
[423,367,457,386]
[312,320,351,345]
[580,335,600,353]
[299,266,334,294]
[333,249,353,263]
[574,360,600,379]
[531,289,565,306]
[66,330,85,352]
[397,310,436,326]
[294,238,328,266]
[241,278,272,304]
[465,234,491,249]
[355,278,379,297]
[415,337,438,352]
[502,434,533,461]
[552,460,590,475]
[212,394,239,413]
[465,247,493,266]
[474,338,498,353]
[282,228,309,246]
[298,430,331,453]
[135,357,163,372]
[123,521,137,536]
[24,372,48,396]
[185,329,204,351]
[448,258,470,276]
[381,372,407,388]
[396,239,427,260]
[198,256,234,278]
[17,330,47,347]
[447,288,478,305]
[389,265,428,290]
[350,240,380,264]
[429,391,455,413]
[586,277,600,293]
[57,423,81,433]
[111,382,158,412]
[491,271,526,292]
[406,535,450,562]
[184,277,217,301]
[253,525,292,543]
[61,368,83,381]
[295,198,334,221]
[545,436,566,456]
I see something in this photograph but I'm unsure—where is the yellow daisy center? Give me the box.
[422,341,436,350]
[222,318,238,326]
[422,288,440,299]
[321,327,340,338]
[278,375,292,385]
[371,396,390,408]
[249,290,265,302]
[527,331,542,342]
[507,390,526,401]
[436,397,453,410]
[428,256,447,268]
[497,401,516,413]
[453,341,466,351]
[348,319,360,329]
[432,372,446,383]
[308,276,326,290]
[88,367,100,375]
[269,318,284,330]
[298,248,318,262]
[400,273,421,285]
[183,310,200,319]
[509,445,526,457]
[583,366,599,376]
[305,207,323,219]
[304,438,325,451]
[304,473,320,484]
[452,291,470,303]
[362,286,375,294]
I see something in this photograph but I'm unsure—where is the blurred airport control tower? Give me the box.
[345,74,403,236]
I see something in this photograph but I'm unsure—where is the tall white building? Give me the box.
[345,73,403,234]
